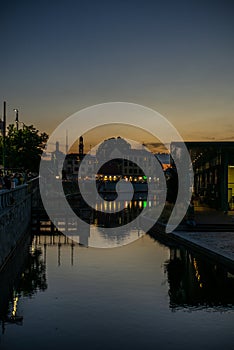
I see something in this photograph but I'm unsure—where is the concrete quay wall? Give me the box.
[0,184,32,270]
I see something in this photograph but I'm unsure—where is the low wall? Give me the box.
[0,184,32,269]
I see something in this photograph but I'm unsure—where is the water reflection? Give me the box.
[36,199,154,247]
[0,238,47,334]
[33,234,77,266]
[71,197,151,227]
[1,231,234,349]
[164,246,234,311]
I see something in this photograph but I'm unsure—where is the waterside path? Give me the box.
[171,207,234,269]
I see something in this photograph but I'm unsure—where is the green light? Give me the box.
[143,201,147,208]
[143,176,147,180]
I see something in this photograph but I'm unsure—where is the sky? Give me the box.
[1,0,234,152]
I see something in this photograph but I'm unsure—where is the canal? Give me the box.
[1,201,234,349]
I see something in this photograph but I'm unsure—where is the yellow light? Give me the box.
[12,296,19,317]
[193,258,203,287]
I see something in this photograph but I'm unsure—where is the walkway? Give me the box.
[194,205,234,225]
[171,205,234,268]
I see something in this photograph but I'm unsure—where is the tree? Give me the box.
[0,124,48,172]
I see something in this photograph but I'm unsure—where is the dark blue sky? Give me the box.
[1,0,234,145]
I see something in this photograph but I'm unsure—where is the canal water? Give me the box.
[1,206,234,349]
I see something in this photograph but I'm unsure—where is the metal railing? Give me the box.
[0,177,39,211]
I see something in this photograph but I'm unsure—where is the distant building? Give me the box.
[51,141,64,177]
[79,135,84,157]
[63,136,170,182]
[95,137,166,182]
[63,153,79,176]
[62,136,170,182]
[63,136,89,178]
[156,153,171,170]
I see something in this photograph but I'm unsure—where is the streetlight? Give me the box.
[13,108,19,130]
[1,101,6,173]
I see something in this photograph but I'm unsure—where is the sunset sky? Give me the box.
[1,0,234,152]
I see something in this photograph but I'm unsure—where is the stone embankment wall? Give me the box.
[0,184,32,269]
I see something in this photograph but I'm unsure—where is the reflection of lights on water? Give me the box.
[95,200,148,212]
[12,295,19,317]
[104,202,108,211]
[193,258,203,288]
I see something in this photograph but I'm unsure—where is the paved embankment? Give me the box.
[146,206,234,269]
[171,206,234,268]
[170,231,234,269]
[0,178,39,271]
[0,185,32,270]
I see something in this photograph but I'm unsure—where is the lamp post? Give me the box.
[1,101,6,173]
[13,108,19,130]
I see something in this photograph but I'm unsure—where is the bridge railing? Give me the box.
[27,176,39,194]
[0,184,29,210]
[0,176,40,211]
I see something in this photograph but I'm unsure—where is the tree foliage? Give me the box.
[0,124,48,172]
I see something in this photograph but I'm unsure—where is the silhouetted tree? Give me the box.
[0,124,48,172]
